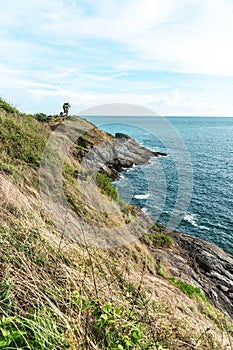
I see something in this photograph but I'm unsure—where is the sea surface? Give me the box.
[84,116,233,255]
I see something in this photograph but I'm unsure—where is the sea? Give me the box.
[84,116,233,256]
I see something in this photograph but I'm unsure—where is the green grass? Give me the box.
[151,223,160,232]
[168,277,207,301]
[0,98,19,114]
[0,309,69,349]
[96,172,118,201]
[0,114,46,168]
[144,233,173,249]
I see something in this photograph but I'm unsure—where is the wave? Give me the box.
[141,207,149,214]
[134,193,150,199]
[184,213,209,230]
[184,213,198,227]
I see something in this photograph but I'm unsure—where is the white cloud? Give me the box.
[0,0,233,115]
[1,0,233,77]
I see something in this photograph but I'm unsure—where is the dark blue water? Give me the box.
[84,116,233,255]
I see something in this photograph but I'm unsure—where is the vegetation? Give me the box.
[167,277,207,301]
[0,99,232,349]
[151,223,160,232]
[0,113,47,168]
[0,310,68,349]
[0,98,19,114]
[34,113,52,123]
[96,172,119,201]
[144,232,173,249]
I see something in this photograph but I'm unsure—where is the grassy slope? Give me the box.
[0,99,232,349]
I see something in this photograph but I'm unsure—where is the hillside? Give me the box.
[0,98,232,350]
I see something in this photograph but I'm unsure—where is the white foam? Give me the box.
[184,213,198,227]
[134,194,150,199]
[199,225,209,230]
[142,207,149,214]
[184,213,209,231]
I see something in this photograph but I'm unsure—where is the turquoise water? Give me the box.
[84,116,233,255]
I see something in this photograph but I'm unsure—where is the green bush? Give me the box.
[96,172,118,201]
[151,223,160,232]
[153,234,173,248]
[168,277,206,301]
[144,233,173,249]
[34,113,51,122]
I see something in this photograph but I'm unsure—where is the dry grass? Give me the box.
[0,105,232,349]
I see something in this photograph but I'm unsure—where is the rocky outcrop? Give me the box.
[153,229,233,318]
[75,132,166,180]
[73,127,233,319]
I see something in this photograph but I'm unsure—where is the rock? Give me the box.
[156,152,167,157]
[80,133,166,180]
[218,285,229,293]
[48,119,65,131]
[196,255,213,273]
[168,230,233,318]
[115,133,132,139]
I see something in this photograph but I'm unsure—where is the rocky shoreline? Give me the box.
[75,128,233,319]
[75,131,166,180]
[157,229,233,318]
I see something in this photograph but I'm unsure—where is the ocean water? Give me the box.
[84,116,233,255]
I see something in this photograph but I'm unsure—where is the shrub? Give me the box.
[86,300,159,349]
[151,223,160,232]
[153,234,173,248]
[144,233,173,249]
[34,113,51,122]
[96,172,118,201]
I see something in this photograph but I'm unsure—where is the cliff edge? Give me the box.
[0,100,232,349]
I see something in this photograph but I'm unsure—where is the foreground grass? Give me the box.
[1,222,231,350]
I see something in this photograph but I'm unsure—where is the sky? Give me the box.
[0,0,233,116]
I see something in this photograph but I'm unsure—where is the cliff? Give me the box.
[73,118,233,318]
[0,99,232,349]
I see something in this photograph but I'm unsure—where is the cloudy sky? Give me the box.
[1,0,233,116]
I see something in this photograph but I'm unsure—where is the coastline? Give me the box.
[75,125,233,319]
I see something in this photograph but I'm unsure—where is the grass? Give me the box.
[0,98,19,114]
[0,309,69,349]
[96,172,119,201]
[151,223,160,232]
[167,277,207,301]
[0,113,47,168]
[144,232,173,249]
[0,99,232,349]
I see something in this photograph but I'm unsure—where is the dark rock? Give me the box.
[80,134,165,180]
[76,135,93,149]
[168,230,233,318]
[115,133,132,139]
[156,152,167,157]
[195,255,213,273]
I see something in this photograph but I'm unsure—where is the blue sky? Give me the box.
[0,0,233,116]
